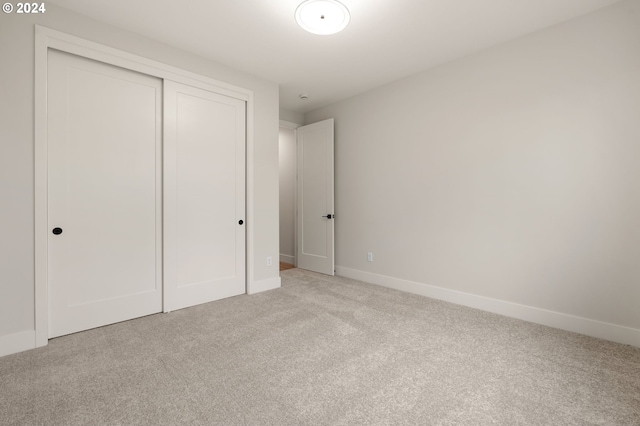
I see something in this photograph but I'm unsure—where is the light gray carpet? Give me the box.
[1,268,639,425]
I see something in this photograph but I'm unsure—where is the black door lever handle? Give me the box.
[322,214,333,219]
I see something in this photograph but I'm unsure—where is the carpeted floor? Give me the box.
[1,268,639,425]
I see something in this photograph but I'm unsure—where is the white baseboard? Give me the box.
[336,266,640,348]
[0,330,36,357]
[248,276,281,295]
[280,254,295,264]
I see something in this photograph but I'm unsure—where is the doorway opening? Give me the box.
[279,124,297,271]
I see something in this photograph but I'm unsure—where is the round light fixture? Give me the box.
[295,0,350,35]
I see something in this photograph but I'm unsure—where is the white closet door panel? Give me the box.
[48,50,162,338]
[164,81,246,312]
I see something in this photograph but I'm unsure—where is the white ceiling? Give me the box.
[47,0,623,114]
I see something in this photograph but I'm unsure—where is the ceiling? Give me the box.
[47,0,623,114]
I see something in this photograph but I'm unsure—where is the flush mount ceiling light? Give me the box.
[295,0,350,35]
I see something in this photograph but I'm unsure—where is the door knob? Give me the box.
[52,227,63,235]
[322,214,333,219]
[238,220,244,225]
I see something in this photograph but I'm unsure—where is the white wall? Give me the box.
[280,108,304,126]
[305,0,640,345]
[0,4,280,355]
[279,127,297,264]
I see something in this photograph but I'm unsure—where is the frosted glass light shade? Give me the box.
[295,0,350,35]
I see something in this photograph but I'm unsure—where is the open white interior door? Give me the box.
[296,118,335,275]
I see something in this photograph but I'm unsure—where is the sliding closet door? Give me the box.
[164,81,246,311]
[48,50,163,338]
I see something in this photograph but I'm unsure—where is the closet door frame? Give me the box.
[34,26,255,348]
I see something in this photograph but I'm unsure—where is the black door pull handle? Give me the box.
[322,214,333,219]
[52,227,63,235]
